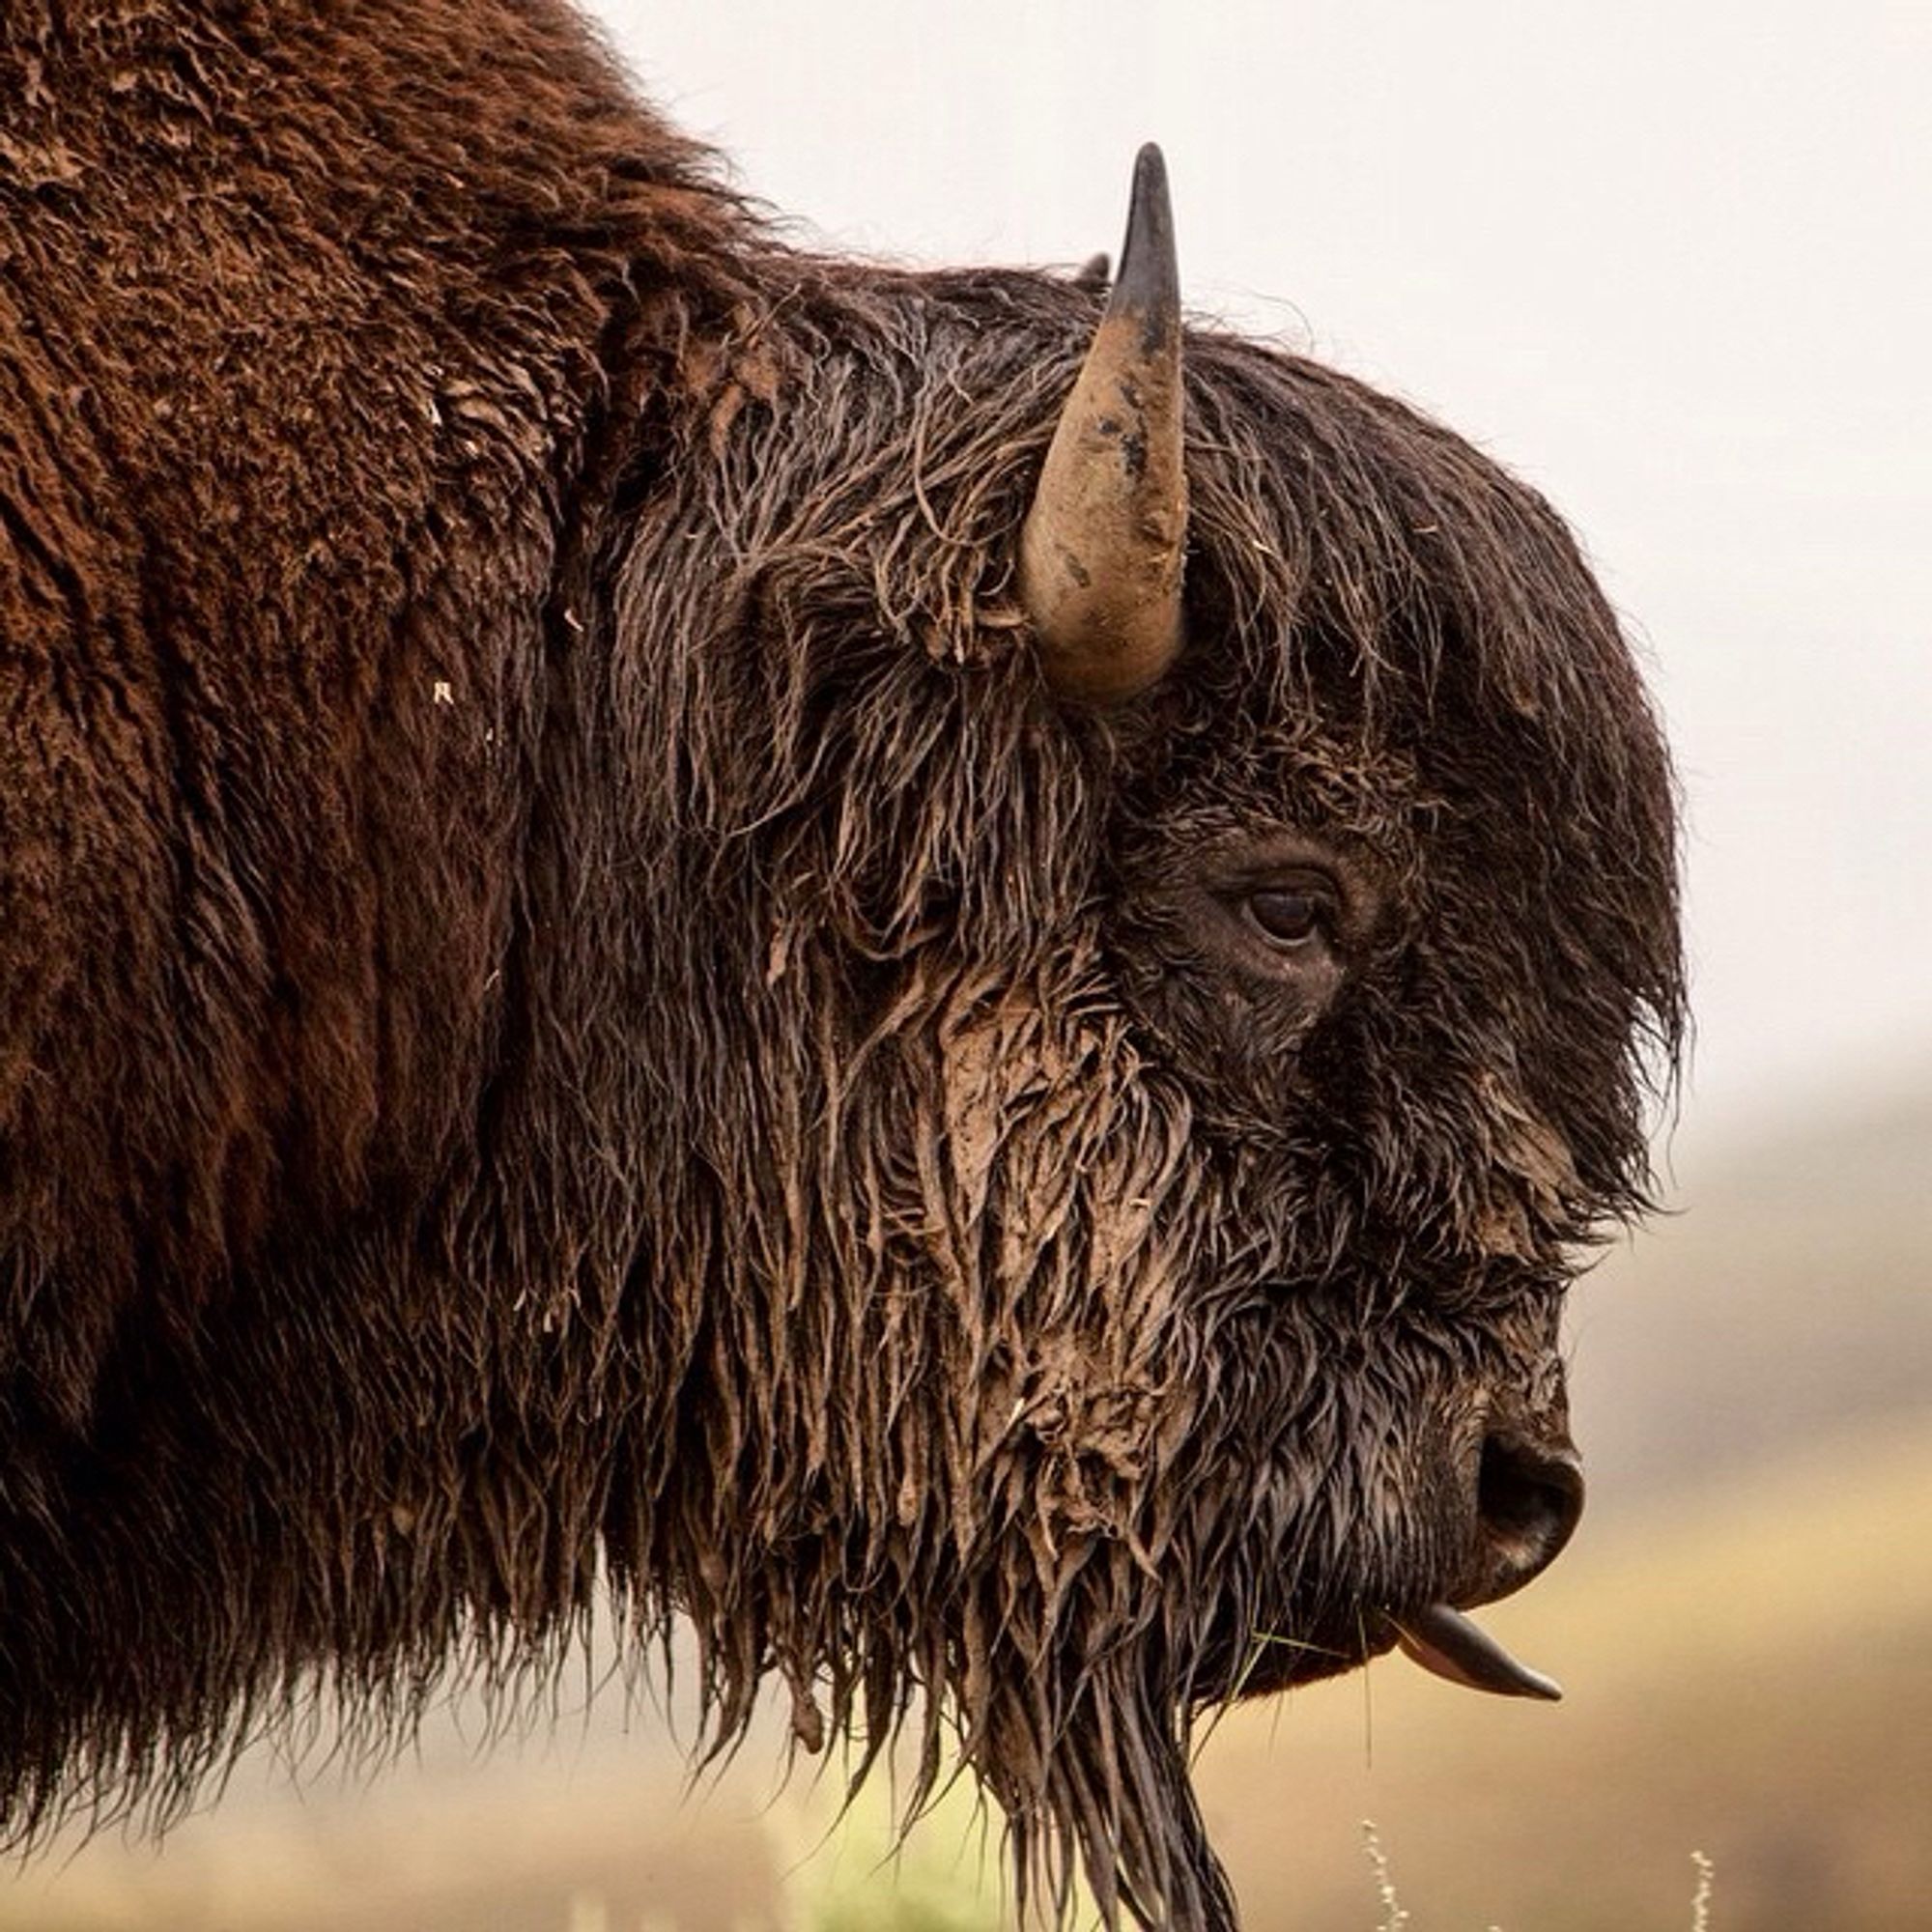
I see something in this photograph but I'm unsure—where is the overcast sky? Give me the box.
[593,0,1931,1156]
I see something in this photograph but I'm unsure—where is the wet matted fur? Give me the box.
[0,3,1682,1925]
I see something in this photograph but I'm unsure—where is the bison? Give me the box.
[0,2,1683,1925]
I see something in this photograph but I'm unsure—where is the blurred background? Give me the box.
[9,0,1927,1925]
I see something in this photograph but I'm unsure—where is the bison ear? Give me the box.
[1020,143,1188,706]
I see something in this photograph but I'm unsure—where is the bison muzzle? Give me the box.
[0,4,1683,1926]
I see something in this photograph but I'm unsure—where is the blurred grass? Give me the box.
[769,1781,1008,1932]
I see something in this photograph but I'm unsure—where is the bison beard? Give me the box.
[0,4,1683,1926]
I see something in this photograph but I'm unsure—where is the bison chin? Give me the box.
[944,1508,1572,1929]
[893,1315,1587,1930]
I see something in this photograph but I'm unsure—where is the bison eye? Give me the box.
[1245,887,1329,947]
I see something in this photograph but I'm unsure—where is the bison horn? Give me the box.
[1020,143,1188,705]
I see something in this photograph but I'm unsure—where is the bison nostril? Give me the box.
[1474,1435,1585,1591]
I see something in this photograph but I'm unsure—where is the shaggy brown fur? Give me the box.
[0,4,1682,1925]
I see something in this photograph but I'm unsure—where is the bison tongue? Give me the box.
[1393,1603,1563,1701]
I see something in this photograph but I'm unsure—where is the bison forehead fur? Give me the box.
[0,2,1683,1925]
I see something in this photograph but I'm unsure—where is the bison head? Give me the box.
[595,153,1682,1925]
